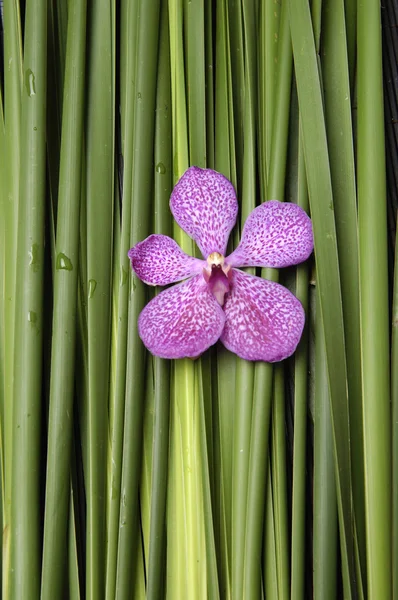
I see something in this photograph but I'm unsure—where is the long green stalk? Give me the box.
[290,135,310,600]
[205,0,215,169]
[270,367,289,600]
[105,1,139,596]
[11,0,47,597]
[115,0,161,595]
[357,0,391,596]
[321,4,364,578]
[85,0,115,595]
[214,4,236,595]
[244,2,292,595]
[40,1,87,597]
[260,0,281,186]
[68,482,82,600]
[185,0,206,167]
[46,0,67,223]
[263,463,278,599]
[0,2,396,598]
[184,4,217,584]
[313,290,337,600]
[166,0,208,597]
[2,2,22,594]
[231,3,257,597]
[197,369,221,600]
[146,4,172,595]
[289,0,355,593]
[228,0,244,191]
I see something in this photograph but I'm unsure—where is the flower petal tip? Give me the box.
[129,234,204,286]
[170,167,238,257]
[227,200,314,269]
[138,275,225,359]
[220,270,305,363]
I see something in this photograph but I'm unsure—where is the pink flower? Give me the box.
[128,167,313,362]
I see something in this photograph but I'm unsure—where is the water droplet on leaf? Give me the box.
[56,253,73,271]
[120,266,128,286]
[156,162,166,174]
[29,244,40,272]
[88,279,97,298]
[25,69,36,97]
[28,310,37,323]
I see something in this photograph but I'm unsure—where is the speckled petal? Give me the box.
[128,234,205,286]
[226,201,313,268]
[220,269,305,362]
[170,166,238,257]
[138,274,225,358]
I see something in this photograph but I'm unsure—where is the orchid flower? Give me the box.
[128,167,314,362]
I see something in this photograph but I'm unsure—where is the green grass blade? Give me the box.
[344,0,357,95]
[146,356,170,597]
[185,1,220,594]
[231,3,258,597]
[244,3,292,596]
[259,0,281,185]
[146,6,172,594]
[1,2,22,593]
[115,0,161,595]
[321,0,365,586]
[228,0,244,189]
[313,291,338,600]
[166,0,208,596]
[68,478,82,600]
[289,0,355,593]
[357,0,391,596]
[185,0,206,166]
[105,2,139,597]
[169,0,189,183]
[46,0,67,221]
[11,0,47,596]
[40,1,87,597]
[140,357,156,569]
[271,367,290,600]
[231,360,254,600]
[85,0,115,595]
[205,0,215,169]
[197,366,221,599]
[263,464,278,599]
[213,5,237,595]
[290,137,310,600]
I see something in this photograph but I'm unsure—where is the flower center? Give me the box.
[203,252,231,306]
[207,251,225,268]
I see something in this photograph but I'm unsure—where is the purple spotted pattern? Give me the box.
[128,234,204,286]
[138,275,225,359]
[170,166,238,257]
[227,201,314,268]
[129,167,314,362]
[220,270,305,362]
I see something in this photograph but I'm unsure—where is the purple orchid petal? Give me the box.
[170,166,238,258]
[220,269,305,362]
[129,234,205,286]
[226,201,313,268]
[138,274,225,358]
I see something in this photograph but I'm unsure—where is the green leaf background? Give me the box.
[0,0,395,598]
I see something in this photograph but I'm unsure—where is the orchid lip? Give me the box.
[203,255,231,306]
